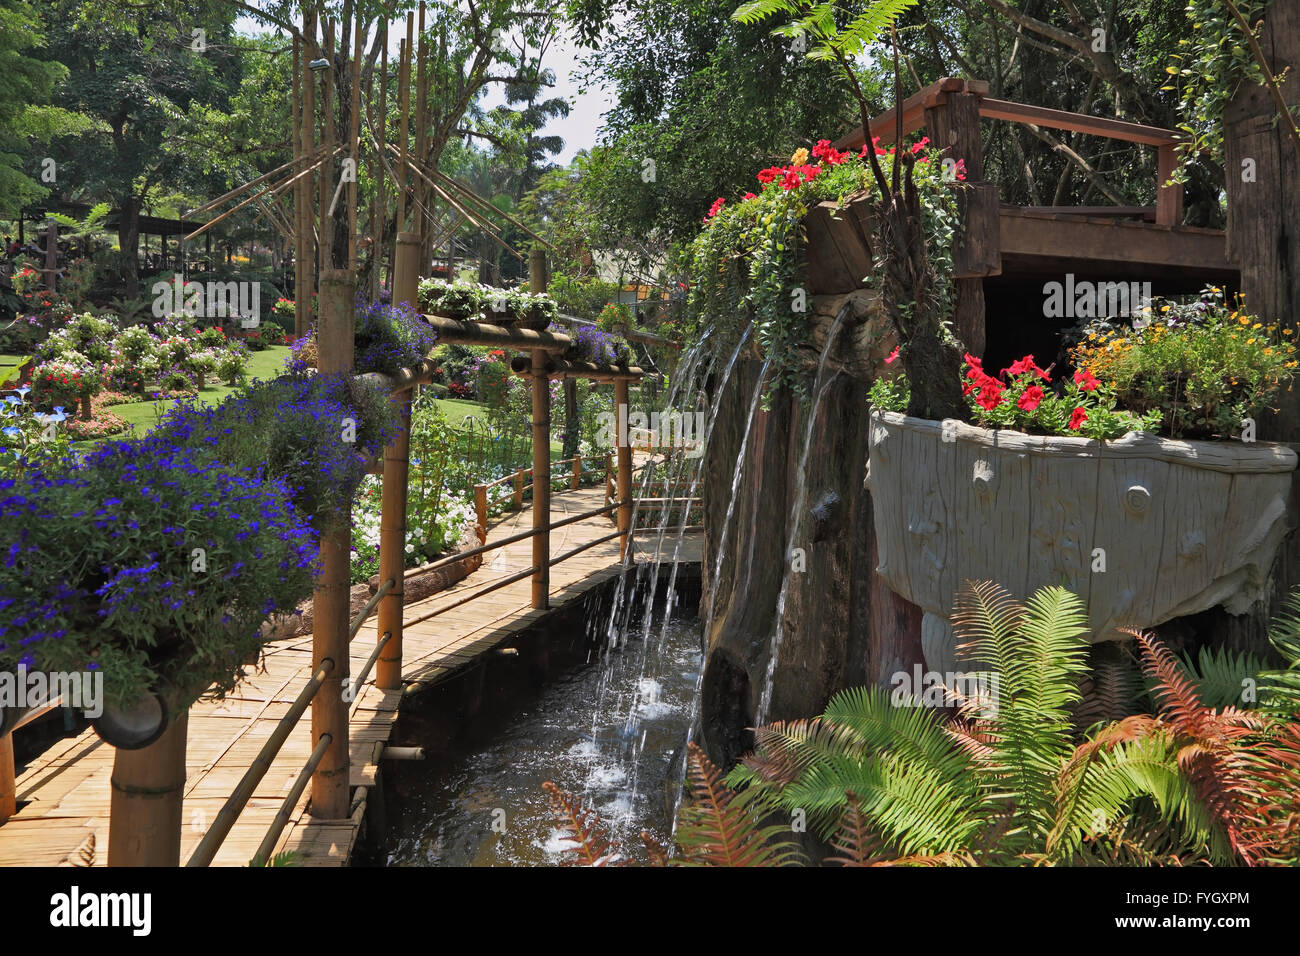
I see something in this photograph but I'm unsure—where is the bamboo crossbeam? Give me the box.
[509,355,645,380]
[422,314,571,351]
[186,658,335,867]
[252,732,332,866]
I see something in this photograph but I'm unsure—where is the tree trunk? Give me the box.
[1221,0,1300,649]
[117,195,142,299]
[562,378,580,458]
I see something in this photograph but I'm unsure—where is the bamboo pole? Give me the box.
[319,19,336,273]
[530,250,551,608]
[0,732,15,823]
[253,732,331,866]
[349,15,362,271]
[415,2,429,270]
[188,146,325,219]
[107,711,188,866]
[371,23,387,298]
[376,387,412,690]
[184,157,332,242]
[300,9,317,335]
[311,268,354,820]
[397,14,413,233]
[615,377,633,558]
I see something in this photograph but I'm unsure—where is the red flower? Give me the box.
[707,197,726,218]
[811,138,832,159]
[1017,385,1044,411]
[1074,368,1100,391]
[743,192,757,200]
[953,158,967,181]
[780,168,803,190]
[964,352,983,371]
[1005,355,1048,379]
[756,167,781,185]
[885,347,899,365]
[910,136,931,154]
[976,383,1003,411]
[1068,407,1088,430]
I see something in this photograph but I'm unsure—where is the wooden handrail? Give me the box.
[186,658,335,867]
[977,98,1179,147]
[252,732,332,865]
[348,577,395,640]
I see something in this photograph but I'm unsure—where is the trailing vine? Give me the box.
[1168,0,1299,180]
[684,140,963,402]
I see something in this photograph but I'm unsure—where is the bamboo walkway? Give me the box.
[0,486,702,867]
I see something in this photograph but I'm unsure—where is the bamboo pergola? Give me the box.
[54,3,663,868]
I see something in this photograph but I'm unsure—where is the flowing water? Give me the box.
[755,309,848,724]
[378,613,701,867]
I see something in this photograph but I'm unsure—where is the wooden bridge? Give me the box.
[0,479,700,867]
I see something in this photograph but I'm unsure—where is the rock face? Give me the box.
[697,288,902,767]
[868,411,1299,672]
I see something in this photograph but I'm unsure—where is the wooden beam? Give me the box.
[509,355,645,380]
[0,733,14,823]
[998,207,1231,270]
[833,77,968,149]
[1156,143,1185,226]
[978,98,1179,147]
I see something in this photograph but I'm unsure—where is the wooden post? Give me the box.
[615,377,633,557]
[376,389,412,691]
[531,348,550,609]
[1155,144,1184,227]
[473,482,488,534]
[348,15,362,271]
[318,20,336,273]
[311,268,353,819]
[107,711,188,866]
[529,246,551,606]
[299,11,317,337]
[512,469,524,510]
[924,80,996,358]
[605,451,614,506]
[571,453,582,490]
[0,732,15,823]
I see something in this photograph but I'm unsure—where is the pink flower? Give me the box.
[885,347,899,365]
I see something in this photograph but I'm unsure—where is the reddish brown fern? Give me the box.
[542,781,621,866]
[676,742,803,867]
[1124,627,1266,864]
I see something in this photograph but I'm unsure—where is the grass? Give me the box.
[105,346,293,438]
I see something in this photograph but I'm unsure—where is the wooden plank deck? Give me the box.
[0,486,701,867]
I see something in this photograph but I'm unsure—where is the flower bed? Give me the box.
[865,291,1300,669]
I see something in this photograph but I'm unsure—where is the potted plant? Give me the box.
[866,291,1300,668]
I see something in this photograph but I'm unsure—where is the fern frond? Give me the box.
[640,830,670,867]
[542,781,621,866]
[676,743,805,867]
[839,0,921,56]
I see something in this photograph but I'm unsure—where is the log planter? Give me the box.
[867,410,1299,671]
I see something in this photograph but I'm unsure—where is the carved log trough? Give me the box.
[867,410,1298,671]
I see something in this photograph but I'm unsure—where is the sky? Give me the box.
[233,15,612,166]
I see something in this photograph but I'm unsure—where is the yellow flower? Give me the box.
[1238,316,1250,326]
[1253,322,1262,329]
[1285,329,1295,336]
[790,147,809,166]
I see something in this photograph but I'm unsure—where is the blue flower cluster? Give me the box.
[353,296,440,378]
[0,369,402,706]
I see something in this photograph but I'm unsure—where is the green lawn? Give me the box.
[106,345,293,438]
